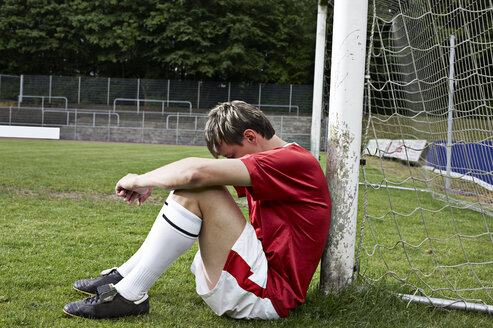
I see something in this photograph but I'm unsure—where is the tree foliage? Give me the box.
[0,0,320,83]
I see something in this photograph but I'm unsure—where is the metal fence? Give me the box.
[0,74,314,116]
[0,74,320,150]
[0,105,314,149]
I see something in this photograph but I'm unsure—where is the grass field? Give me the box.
[1,138,492,327]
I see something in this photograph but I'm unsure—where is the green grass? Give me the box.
[0,138,492,327]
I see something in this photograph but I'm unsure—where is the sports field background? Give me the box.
[0,138,491,327]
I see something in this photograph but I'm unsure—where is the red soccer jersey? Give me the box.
[234,143,331,317]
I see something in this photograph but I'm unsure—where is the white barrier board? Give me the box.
[0,125,60,139]
[364,139,427,163]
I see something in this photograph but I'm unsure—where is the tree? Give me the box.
[145,0,318,83]
[0,0,320,84]
[0,0,79,74]
[68,0,155,77]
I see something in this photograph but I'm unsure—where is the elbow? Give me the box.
[180,157,209,188]
[187,168,203,188]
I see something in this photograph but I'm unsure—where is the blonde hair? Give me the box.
[205,101,275,157]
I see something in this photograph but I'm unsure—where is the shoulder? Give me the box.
[241,143,319,171]
[266,143,318,165]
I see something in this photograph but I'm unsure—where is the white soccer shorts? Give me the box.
[190,222,280,320]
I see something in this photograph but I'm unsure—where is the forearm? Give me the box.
[136,157,199,190]
[118,156,250,193]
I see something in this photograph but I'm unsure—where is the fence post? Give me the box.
[167,80,170,107]
[18,75,24,107]
[197,81,201,109]
[137,78,141,113]
[258,83,262,109]
[78,76,81,104]
[49,75,52,103]
[289,84,293,113]
[228,82,231,102]
[107,77,111,106]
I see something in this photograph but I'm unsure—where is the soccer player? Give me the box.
[63,101,331,320]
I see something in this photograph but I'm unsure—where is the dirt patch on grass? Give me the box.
[0,185,163,205]
[1,185,249,208]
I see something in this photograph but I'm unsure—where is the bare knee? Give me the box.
[171,190,201,218]
[172,187,226,218]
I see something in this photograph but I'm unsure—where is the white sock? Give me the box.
[116,217,162,277]
[115,193,202,301]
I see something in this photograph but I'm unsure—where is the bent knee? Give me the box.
[172,186,231,218]
[171,190,201,218]
[172,187,227,218]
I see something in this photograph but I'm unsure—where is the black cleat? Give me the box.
[63,284,149,319]
[73,268,124,295]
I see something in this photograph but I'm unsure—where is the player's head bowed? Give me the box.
[205,101,275,158]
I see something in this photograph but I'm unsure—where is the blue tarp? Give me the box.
[424,141,493,189]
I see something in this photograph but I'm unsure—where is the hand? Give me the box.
[115,174,153,206]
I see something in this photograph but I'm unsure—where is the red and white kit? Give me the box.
[191,143,331,319]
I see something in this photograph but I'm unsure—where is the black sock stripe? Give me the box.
[162,214,199,238]
[165,201,168,206]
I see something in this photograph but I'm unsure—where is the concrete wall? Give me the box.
[59,114,313,149]
[1,106,316,149]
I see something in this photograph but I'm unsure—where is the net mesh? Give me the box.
[354,0,493,308]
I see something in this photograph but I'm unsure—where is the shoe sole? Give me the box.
[63,308,85,319]
[72,286,95,296]
[63,308,149,319]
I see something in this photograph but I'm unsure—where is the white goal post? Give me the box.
[318,0,368,293]
[316,0,493,314]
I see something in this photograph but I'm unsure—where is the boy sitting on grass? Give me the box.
[63,101,331,320]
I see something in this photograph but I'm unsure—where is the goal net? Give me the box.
[355,0,493,312]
